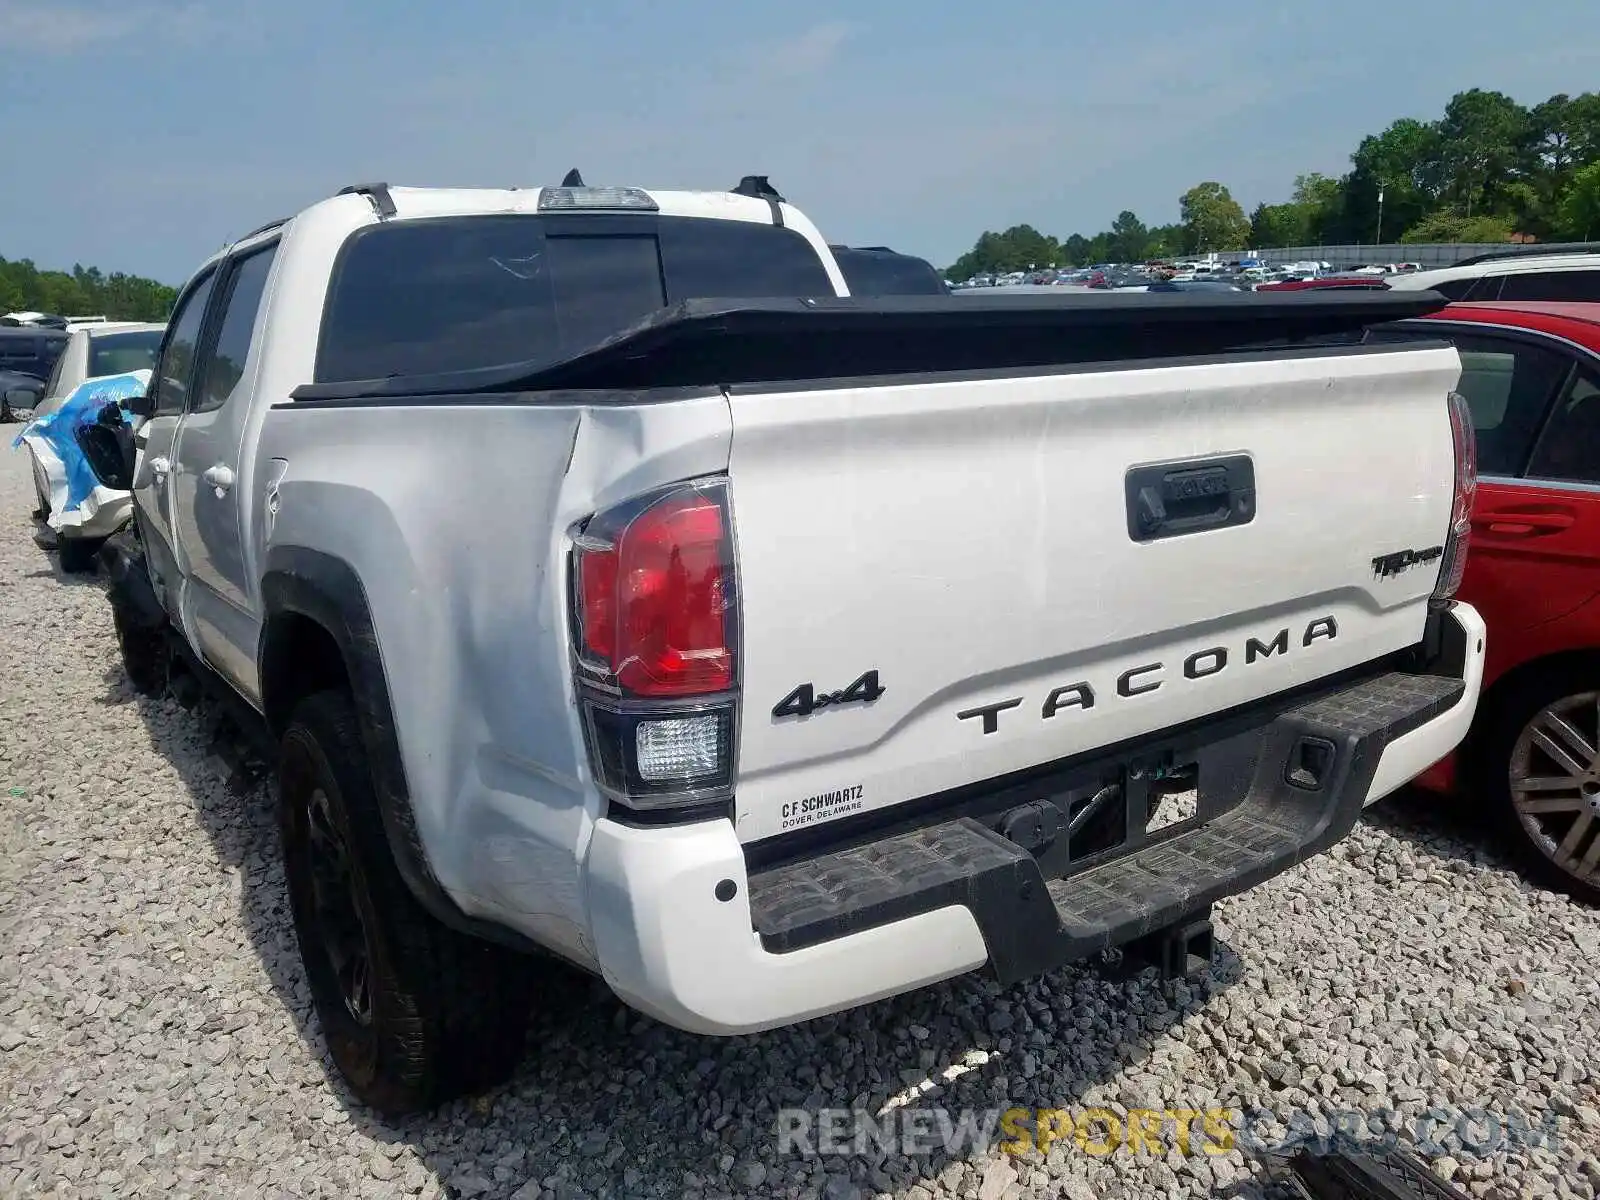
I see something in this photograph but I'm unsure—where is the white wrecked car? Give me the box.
[13,368,150,572]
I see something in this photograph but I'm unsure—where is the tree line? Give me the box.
[0,256,176,322]
[946,88,1600,278]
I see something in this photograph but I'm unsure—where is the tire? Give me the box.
[278,690,534,1114]
[105,529,172,696]
[112,603,171,696]
[1477,666,1600,906]
[56,535,101,574]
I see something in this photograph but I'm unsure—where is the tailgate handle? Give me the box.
[1126,455,1255,543]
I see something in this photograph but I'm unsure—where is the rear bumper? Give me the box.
[22,435,131,538]
[1361,602,1482,805]
[582,603,1484,1036]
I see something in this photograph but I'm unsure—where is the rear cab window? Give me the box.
[89,330,164,378]
[831,248,949,296]
[315,214,838,382]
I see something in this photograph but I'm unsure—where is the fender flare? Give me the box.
[260,545,535,952]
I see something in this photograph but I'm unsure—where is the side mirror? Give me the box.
[122,391,154,418]
[5,387,38,407]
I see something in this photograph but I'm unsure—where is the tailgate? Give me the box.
[724,344,1461,843]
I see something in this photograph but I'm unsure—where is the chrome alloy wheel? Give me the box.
[1509,691,1600,889]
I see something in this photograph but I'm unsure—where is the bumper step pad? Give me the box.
[747,670,1463,984]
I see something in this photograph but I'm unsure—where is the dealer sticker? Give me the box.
[780,784,865,830]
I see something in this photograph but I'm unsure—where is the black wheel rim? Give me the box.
[304,786,375,1026]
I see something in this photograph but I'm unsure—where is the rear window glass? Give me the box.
[1449,339,1569,474]
[832,248,948,296]
[89,329,163,378]
[0,335,65,374]
[1428,278,1477,300]
[1363,328,1570,474]
[1527,367,1600,483]
[316,214,836,382]
[1496,269,1600,302]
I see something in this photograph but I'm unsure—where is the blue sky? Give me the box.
[3,0,1598,282]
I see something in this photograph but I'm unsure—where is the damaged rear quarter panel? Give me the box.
[253,392,732,962]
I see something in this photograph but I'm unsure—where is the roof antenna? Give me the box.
[732,175,784,202]
[561,168,585,187]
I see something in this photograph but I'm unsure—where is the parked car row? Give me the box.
[3,310,120,329]
[1256,249,1600,300]
[953,248,1600,301]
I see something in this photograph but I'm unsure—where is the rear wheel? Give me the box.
[112,604,170,696]
[1480,669,1600,906]
[278,690,535,1114]
[56,534,101,575]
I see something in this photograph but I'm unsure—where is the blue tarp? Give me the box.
[12,369,148,518]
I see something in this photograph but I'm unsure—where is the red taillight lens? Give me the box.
[578,547,619,662]
[574,486,735,697]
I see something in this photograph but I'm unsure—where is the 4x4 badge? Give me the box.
[772,670,885,720]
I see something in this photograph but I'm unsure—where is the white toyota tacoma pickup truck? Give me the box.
[102,175,1486,1114]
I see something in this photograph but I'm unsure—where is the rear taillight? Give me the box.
[570,479,739,813]
[1432,389,1477,607]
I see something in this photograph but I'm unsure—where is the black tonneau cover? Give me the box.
[290,290,1449,401]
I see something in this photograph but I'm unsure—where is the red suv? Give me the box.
[1370,302,1600,903]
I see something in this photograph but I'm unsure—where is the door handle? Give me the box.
[148,455,171,479]
[1473,510,1574,537]
[203,464,235,494]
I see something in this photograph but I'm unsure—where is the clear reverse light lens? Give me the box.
[635,715,723,782]
[538,186,659,212]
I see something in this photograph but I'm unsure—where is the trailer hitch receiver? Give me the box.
[1108,906,1215,982]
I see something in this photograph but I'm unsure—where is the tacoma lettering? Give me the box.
[1118,664,1163,697]
[960,616,1338,734]
[1304,616,1338,645]
[1246,630,1288,662]
[1185,648,1227,679]
[957,698,1023,735]
[1041,683,1095,718]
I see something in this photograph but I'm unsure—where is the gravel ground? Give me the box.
[4,445,1600,1200]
